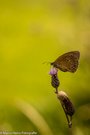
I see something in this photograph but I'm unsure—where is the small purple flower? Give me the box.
[49,67,58,75]
[49,67,60,91]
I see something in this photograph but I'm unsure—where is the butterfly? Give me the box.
[51,51,80,73]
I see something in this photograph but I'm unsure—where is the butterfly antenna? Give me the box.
[42,61,51,65]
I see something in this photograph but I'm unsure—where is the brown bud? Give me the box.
[57,91,75,116]
[57,91,75,128]
[51,74,60,89]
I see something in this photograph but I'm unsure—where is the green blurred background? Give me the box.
[0,0,90,135]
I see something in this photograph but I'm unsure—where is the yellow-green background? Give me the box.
[0,0,90,135]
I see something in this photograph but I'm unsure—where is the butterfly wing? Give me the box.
[51,51,80,73]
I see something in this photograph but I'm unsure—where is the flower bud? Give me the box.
[51,75,60,89]
[49,68,60,92]
[57,91,75,116]
[57,91,75,128]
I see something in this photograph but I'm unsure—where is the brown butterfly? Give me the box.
[51,51,80,73]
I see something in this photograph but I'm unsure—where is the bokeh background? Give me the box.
[0,0,90,135]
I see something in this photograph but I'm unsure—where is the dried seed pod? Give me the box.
[49,68,60,93]
[57,91,75,128]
